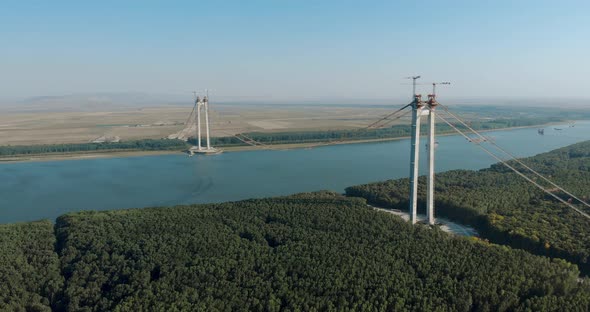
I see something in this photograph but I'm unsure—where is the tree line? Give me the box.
[0,117,562,156]
[202,116,563,147]
[0,139,189,157]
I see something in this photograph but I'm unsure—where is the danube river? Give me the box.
[1,122,589,224]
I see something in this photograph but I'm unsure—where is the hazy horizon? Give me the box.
[1,92,589,113]
[2,1,589,101]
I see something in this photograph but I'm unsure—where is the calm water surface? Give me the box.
[1,121,589,224]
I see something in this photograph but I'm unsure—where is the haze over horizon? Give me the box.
[2,92,589,110]
[2,1,589,101]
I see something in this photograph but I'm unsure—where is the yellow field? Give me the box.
[0,104,403,145]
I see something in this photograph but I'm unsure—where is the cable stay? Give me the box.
[437,113,590,220]
[212,103,413,150]
[364,109,412,130]
[184,103,196,129]
[364,103,412,129]
[235,133,269,147]
[185,91,201,129]
[234,134,261,146]
[216,130,268,148]
[437,103,590,211]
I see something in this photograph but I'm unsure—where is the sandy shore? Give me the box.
[0,123,555,163]
[370,205,478,237]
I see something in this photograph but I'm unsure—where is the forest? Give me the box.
[346,140,590,275]
[0,139,188,157]
[2,192,590,311]
[0,221,63,312]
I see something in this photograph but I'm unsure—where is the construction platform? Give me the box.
[188,146,223,156]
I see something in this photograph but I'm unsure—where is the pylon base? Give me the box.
[188,147,223,156]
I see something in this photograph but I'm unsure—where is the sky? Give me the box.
[1,0,589,102]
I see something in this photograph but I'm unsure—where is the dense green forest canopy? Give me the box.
[346,140,590,275]
[43,193,590,311]
[2,193,590,311]
[0,221,63,312]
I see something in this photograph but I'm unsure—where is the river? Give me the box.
[1,121,589,224]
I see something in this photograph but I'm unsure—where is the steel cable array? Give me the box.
[437,103,590,211]
[437,111,590,220]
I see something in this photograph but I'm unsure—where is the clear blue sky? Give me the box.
[1,0,589,101]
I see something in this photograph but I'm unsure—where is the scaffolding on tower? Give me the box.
[406,77,450,225]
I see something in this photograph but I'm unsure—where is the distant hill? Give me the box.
[0,92,189,112]
[2,94,588,112]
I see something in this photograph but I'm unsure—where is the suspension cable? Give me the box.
[438,113,590,220]
[438,103,590,210]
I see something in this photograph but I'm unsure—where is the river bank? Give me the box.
[0,122,559,163]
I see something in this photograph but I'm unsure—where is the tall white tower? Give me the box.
[408,80,448,225]
[408,94,425,224]
[204,95,211,150]
[426,94,437,225]
[190,92,220,155]
[196,96,202,150]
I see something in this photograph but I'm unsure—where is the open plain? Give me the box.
[0,103,404,145]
